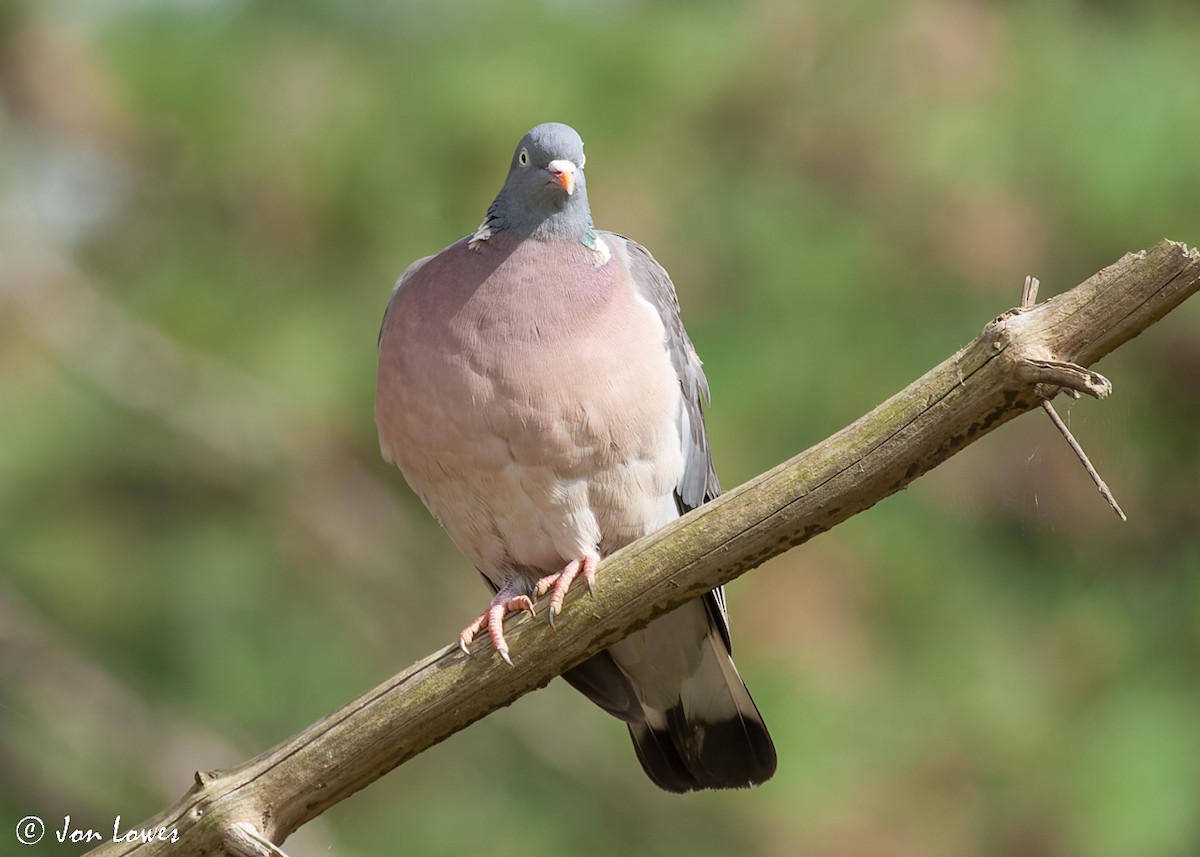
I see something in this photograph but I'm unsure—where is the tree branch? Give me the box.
[85,239,1200,857]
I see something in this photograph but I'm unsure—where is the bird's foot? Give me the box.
[458,584,536,666]
[535,554,599,627]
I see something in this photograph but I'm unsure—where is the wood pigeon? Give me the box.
[375,122,776,792]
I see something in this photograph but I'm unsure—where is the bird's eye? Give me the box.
[518,148,529,167]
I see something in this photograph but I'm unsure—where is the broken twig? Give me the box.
[1022,275,1127,520]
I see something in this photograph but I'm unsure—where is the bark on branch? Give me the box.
[85,239,1200,857]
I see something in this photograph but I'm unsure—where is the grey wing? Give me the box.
[607,233,733,649]
[608,233,720,511]
[377,253,435,347]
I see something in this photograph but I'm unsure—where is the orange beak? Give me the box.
[546,159,577,196]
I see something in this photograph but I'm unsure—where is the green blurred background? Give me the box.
[2,1,1198,855]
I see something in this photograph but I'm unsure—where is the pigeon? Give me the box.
[375,122,775,792]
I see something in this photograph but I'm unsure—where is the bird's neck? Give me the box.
[485,193,596,245]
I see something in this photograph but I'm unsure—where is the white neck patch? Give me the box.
[468,218,492,250]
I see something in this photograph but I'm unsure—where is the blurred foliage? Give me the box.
[1,0,1198,855]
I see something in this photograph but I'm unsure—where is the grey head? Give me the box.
[475,122,596,243]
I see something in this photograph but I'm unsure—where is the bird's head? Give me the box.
[488,122,593,238]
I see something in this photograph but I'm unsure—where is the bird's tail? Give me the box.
[621,596,776,792]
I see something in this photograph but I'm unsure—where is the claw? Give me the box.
[458,613,487,656]
[582,558,598,595]
[458,587,535,663]
[458,556,601,658]
[534,554,600,628]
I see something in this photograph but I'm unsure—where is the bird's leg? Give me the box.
[458,581,536,666]
[535,553,600,627]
